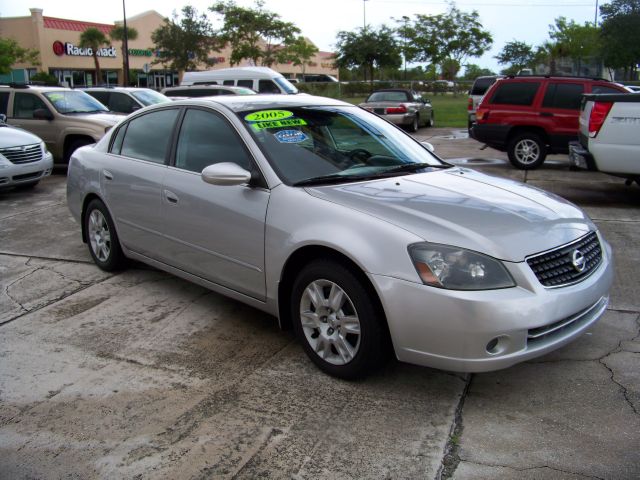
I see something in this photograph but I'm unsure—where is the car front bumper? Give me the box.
[369,238,613,372]
[0,152,54,188]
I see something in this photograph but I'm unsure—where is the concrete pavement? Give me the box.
[0,129,638,479]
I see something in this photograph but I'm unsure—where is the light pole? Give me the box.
[122,0,130,86]
[594,0,599,26]
[363,0,368,30]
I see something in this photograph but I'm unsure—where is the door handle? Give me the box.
[163,189,179,204]
[103,170,113,180]
[540,112,554,117]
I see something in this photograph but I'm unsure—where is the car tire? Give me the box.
[408,115,419,133]
[507,133,547,169]
[291,259,387,379]
[84,199,126,272]
[427,111,434,128]
[64,138,93,164]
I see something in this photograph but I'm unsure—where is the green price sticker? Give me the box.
[47,93,64,102]
[251,118,308,130]
[245,110,294,122]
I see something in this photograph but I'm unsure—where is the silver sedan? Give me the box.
[67,95,613,379]
[359,89,434,132]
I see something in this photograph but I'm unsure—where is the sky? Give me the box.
[0,0,606,73]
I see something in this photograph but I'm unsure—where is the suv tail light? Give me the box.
[387,105,408,114]
[476,108,489,122]
[467,97,473,111]
[588,101,613,138]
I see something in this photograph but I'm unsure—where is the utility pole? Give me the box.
[122,0,130,86]
[594,0,599,26]
[363,0,368,30]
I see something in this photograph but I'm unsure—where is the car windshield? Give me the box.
[131,89,172,106]
[240,105,446,185]
[274,77,298,94]
[43,90,109,114]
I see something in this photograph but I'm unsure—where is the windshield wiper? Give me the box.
[293,173,384,187]
[382,162,453,174]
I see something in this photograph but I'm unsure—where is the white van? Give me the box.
[180,67,299,94]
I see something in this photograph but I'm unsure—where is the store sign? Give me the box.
[52,41,116,58]
[129,48,153,57]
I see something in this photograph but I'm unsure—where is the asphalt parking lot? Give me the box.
[1,129,639,479]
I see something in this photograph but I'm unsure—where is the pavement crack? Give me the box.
[435,373,472,480]
[0,201,65,221]
[598,355,639,416]
[0,273,116,328]
[3,265,47,314]
[458,460,605,479]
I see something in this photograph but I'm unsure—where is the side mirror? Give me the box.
[201,162,252,186]
[420,141,435,153]
[33,108,54,121]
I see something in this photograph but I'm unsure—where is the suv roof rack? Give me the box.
[505,74,610,82]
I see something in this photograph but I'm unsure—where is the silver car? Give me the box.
[359,89,434,132]
[67,95,613,379]
[0,114,53,189]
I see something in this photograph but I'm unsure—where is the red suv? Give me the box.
[471,76,627,169]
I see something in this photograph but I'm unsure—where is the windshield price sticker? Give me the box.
[274,130,308,144]
[251,118,308,130]
[245,110,294,122]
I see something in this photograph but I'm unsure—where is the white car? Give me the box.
[0,114,53,189]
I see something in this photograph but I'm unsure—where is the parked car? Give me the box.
[0,84,122,164]
[83,87,171,115]
[359,89,434,132]
[0,114,53,189]
[180,67,298,94]
[467,75,503,131]
[162,85,257,99]
[471,75,628,169]
[67,94,613,379]
[624,85,640,93]
[569,93,640,184]
[297,74,339,83]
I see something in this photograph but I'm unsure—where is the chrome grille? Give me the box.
[0,143,42,164]
[526,231,602,287]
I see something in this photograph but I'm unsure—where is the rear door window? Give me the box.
[109,92,139,114]
[223,80,235,86]
[591,85,624,94]
[0,92,9,115]
[13,93,50,118]
[489,82,540,106]
[120,108,179,164]
[542,83,584,110]
[237,80,253,89]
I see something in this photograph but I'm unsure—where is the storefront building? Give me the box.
[0,8,338,88]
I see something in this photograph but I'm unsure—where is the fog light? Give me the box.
[486,335,510,355]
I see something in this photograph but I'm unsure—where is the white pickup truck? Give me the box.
[569,93,640,185]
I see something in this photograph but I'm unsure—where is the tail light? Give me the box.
[476,108,489,122]
[387,105,408,114]
[588,101,613,138]
[467,97,473,111]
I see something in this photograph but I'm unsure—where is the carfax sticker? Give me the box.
[251,118,308,130]
[274,129,308,144]
[244,110,293,122]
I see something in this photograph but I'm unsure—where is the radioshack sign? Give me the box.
[53,41,117,58]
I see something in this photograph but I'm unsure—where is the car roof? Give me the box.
[82,87,154,92]
[0,85,74,93]
[500,75,612,82]
[167,94,350,112]
[369,88,413,93]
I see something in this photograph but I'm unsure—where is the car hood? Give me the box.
[73,112,122,126]
[305,167,594,262]
[0,125,43,148]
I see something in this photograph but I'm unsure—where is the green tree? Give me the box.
[462,64,495,80]
[0,38,40,75]
[79,28,109,84]
[110,25,139,86]
[549,17,601,74]
[287,37,319,76]
[152,5,222,75]
[495,40,535,75]
[334,26,401,84]
[210,1,300,67]
[600,0,640,80]
[534,41,569,75]
[403,5,492,78]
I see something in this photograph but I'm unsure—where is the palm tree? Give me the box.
[110,25,139,86]
[79,27,109,85]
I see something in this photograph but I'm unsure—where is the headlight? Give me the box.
[41,141,48,153]
[408,243,515,290]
